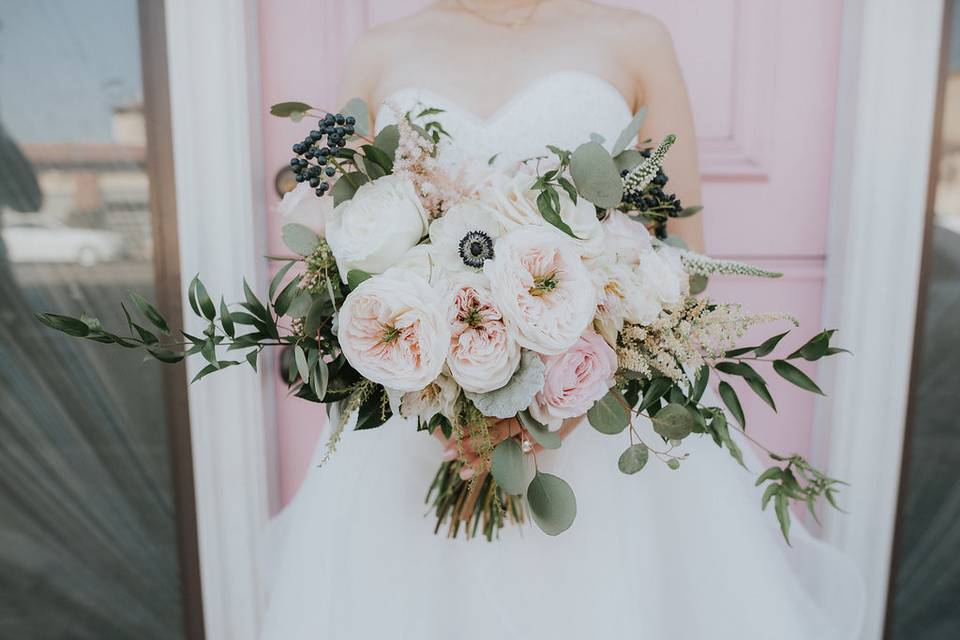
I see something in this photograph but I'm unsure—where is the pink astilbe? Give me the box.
[392,109,473,219]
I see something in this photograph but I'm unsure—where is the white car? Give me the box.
[1,219,124,267]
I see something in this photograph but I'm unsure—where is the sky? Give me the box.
[0,0,142,143]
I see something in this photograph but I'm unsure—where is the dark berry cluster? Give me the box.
[621,170,682,217]
[621,150,684,240]
[290,112,357,197]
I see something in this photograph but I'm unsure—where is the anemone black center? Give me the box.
[458,230,494,268]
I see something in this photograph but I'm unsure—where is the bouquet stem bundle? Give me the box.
[427,463,525,541]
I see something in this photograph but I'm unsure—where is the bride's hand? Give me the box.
[433,416,582,480]
[432,417,521,479]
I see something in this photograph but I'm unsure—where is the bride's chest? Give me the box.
[373,70,635,165]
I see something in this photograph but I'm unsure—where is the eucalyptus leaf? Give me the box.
[517,411,561,450]
[611,106,647,156]
[311,358,329,400]
[618,444,649,475]
[246,350,258,372]
[689,274,709,295]
[526,472,577,536]
[374,125,400,162]
[652,403,695,441]
[347,269,372,290]
[491,439,527,495]
[286,292,314,318]
[570,142,623,209]
[613,149,645,174]
[331,172,368,206]
[295,345,310,384]
[587,389,630,435]
[270,101,313,118]
[464,351,545,419]
[281,223,321,256]
[340,97,369,136]
[361,144,394,173]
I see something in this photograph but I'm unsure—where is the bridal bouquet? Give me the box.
[38,99,846,542]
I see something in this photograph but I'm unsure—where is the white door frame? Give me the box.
[817,1,947,639]
[160,0,949,637]
[164,1,271,638]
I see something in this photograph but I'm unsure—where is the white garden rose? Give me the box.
[591,259,662,345]
[393,243,444,284]
[483,168,604,258]
[484,227,597,356]
[637,248,686,306]
[428,200,505,273]
[601,210,652,265]
[444,273,521,393]
[556,191,605,259]
[483,169,542,229]
[326,175,428,282]
[277,182,332,237]
[396,373,460,423]
[337,268,450,392]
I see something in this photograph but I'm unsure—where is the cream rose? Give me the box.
[484,168,604,258]
[600,210,652,265]
[444,274,521,393]
[637,248,686,306]
[484,227,597,356]
[591,259,662,345]
[337,268,450,392]
[326,175,428,282]
[529,330,619,429]
[483,169,542,228]
[396,373,460,423]
[277,182,332,237]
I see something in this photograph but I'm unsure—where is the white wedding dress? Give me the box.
[260,71,864,640]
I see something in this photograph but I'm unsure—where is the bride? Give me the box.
[261,2,864,638]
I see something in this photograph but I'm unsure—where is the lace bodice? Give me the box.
[373,70,634,168]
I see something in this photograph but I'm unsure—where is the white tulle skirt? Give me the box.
[260,399,864,640]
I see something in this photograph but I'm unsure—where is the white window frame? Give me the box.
[816,1,947,639]
[164,1,271,638]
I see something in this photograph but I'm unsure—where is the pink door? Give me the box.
[258,0,844,505]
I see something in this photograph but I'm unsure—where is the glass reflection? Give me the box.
[888,3,960,638]
[0,1,186,638]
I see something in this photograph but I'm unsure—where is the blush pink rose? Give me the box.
[529,330,618,429]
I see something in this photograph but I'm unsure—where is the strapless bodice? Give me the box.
[373,70,634,168]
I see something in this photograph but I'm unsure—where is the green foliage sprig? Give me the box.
[587,329,849,543]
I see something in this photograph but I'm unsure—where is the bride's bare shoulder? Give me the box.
[575,3,674,48]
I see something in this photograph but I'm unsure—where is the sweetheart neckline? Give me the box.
[374,70,634,127]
